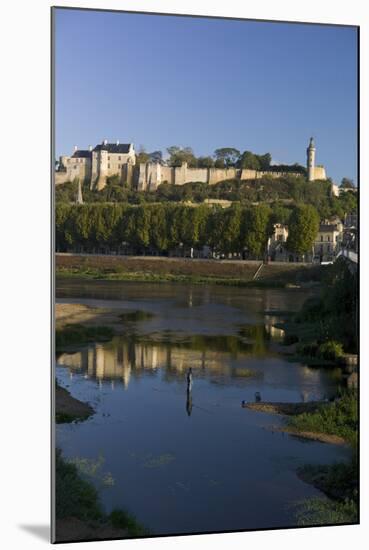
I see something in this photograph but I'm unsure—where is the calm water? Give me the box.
[56,279,349,535]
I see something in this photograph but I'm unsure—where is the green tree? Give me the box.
[287,205,319,256]
[220,204,242,253]
[340,177,355,189]
[134,205,151,250]
[241,205,272,257]
[149,204,169,251]
[167,146,197,167]
[136,146,150,164]
[270,203,293,226]
[197,156,215,168]
[258,153,272,170]
[238,151,260,170]
[214,148,240,168]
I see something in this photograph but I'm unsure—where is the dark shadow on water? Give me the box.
[19,524,50,542]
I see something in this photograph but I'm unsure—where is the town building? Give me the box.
[313,221,343,263]
[267,224,291,262]
[267,219,344,263]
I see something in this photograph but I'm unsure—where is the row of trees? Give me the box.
[136,145,306,172]
[55,175,357,222]
[56,202,319,258]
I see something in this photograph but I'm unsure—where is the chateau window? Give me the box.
[118,156,121,160]
[320,236,323,242]
[118,164,121,168]
[108,164,110,169]
[327,236,330,242]
[108,156,110,160]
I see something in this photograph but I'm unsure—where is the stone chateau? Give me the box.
[55,137,327,191]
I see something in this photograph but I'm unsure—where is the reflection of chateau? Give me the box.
[57,340,256,389]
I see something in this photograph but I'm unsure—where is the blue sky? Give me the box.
[54,8,358,183]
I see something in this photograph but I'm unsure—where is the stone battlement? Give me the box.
[135,162,310,191]
[55,138,327,190]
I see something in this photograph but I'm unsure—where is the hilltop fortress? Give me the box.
[55,137,327,191]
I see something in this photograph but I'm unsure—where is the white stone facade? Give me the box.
[56,140,136,189]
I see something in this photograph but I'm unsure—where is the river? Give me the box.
[55,279,350,535]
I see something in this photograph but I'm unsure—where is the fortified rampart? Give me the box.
[55,137,327,190]
[135,162,306,191]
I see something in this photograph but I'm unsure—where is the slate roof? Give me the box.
[72,150,91,159]
[319,224,339,232]
[93,143,132,154]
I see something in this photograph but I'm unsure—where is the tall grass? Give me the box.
[287,390,358,446]
[55,449,146,536]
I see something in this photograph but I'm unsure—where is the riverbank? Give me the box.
[244,393,358,524]
[244,392,357,446]
[56,302,126,333]
[55,449,146,542]
[56,253,323,288]
[55,382,94,423]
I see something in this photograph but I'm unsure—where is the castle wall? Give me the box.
[136,164,241,190]
[178,167,209,185]
[161,166,174,184]
[240,169,258,180]
[55,171,70,185]
[135,162,321,191]
[208,168,238,184]
[57,155,91,185]
[313,166,326,180]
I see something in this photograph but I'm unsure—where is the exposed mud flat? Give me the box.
[55,383,94,423]
[56,302,131,334]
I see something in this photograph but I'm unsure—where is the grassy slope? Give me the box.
[56,253,323,288]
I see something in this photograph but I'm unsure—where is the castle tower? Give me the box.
[306,137,316,181]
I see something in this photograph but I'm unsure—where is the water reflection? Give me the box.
[57,336,263,389]
[57,331,342,401]
[55,282,349,534]
[186,388,193,417]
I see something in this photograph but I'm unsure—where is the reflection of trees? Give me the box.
[237,325,268,355]
[57,329,271,389]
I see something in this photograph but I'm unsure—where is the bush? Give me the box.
[295,296,323,322]
[287,390,358,446]
[296,341,319,357]
[109,509,146,536]
[55,449,102,521]
[317,340,344,361]
[296,497,358,526]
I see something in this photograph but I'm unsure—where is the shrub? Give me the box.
[287,390,358,446]
[317,340,344,361]
[296,342,319,357]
